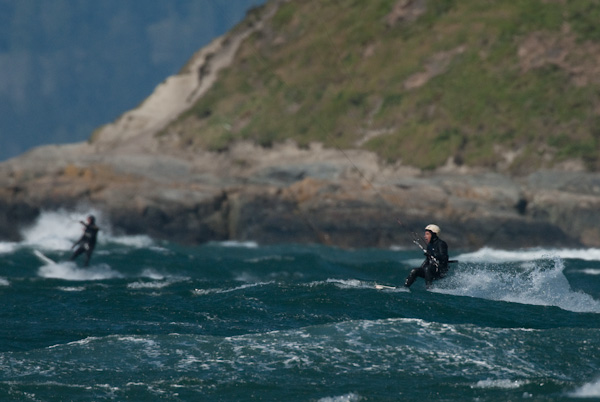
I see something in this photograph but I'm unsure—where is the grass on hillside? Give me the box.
[164,0,600,173]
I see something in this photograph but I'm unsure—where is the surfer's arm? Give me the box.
[423,248,440,267]
[438,241,449,264]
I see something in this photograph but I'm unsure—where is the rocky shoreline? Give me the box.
[0,139,597,250]
[2,0,598,251]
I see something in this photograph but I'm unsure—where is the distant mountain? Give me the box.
[0,0,265,161]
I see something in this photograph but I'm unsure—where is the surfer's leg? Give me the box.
[404,267,423,288]
[70,247,84,261]
[83,248,93,267]
[424,264,437,288]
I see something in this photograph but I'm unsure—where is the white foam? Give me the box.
[308,278,408,292]
[472,379,526,389]
[569,377,600,398]
[57,286,86,292]
[38,262,123,281]
[318,393,362,402]
[456,247,600,262]
[54,336,100,348]
[21,209,101,251]
[192,288,215,295]
[221,281,273,293]
[215,240,259,248]
[140,269,165,280]
[20,209,154,251]
[324,278,391,291]
[127,281,171,289]
[115,336,157,346]
[576,268,600,276]
[109,234,154,248]
[245,255,294,263]
[326,278,365,289]
[437,257,600,313]
[0,242,18,254]
[193,281,273,295]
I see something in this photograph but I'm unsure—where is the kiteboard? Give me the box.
[34,250,57,265]
[375,283,396,290]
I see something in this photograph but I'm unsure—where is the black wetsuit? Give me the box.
[70,221,99,266]
[404,234,449,288]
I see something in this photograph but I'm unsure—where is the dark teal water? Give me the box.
[0,211,599,401]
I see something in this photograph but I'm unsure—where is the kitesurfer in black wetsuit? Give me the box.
[70,215,99,267]
[404,224,449,289]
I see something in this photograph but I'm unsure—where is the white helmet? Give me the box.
[425,224,441,234]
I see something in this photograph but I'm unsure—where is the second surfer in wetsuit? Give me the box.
[404,224,449,289]
[70,215,99,267]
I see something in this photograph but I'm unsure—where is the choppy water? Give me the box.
[0,210,599,401]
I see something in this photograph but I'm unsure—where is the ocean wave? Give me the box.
[302,278,410,292]
[2,238,597,401]
[2,319,595,400]
[305,278,366,289]
[318,393,363,402]
[213,240,259,248]
[456,247,600,262]
[108,234,154,248]
[127,281,173,290]
[472,379,528,389]
[436,257,600,313]
[244,255,295,263]
[0,242,18,254]
[38,262,124,281]
[57,286,86,292]
[325,278,366,288]
[318,278,406,292]
[569,377,600,398]
[193,281,274,295]
[140,268,166,280]
[575,268,600,276]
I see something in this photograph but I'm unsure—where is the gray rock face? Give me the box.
[0,140,592,250]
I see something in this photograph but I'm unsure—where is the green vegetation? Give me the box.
[164,0,600,173]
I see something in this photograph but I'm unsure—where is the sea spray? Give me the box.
[436,256,600,313]
[37,261,124,281]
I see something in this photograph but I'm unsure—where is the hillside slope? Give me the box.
[158,0,600,173]
[3,0,600,249]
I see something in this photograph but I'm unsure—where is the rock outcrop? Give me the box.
[1,0,598,251]
[0,138,596,249]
